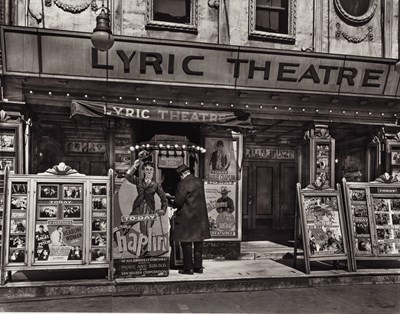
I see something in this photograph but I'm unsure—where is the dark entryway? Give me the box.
[242,160,297,243]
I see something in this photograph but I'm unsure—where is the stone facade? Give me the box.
[6,0,397,59]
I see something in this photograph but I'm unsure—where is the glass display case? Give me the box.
[1,164,112,284]
[343,178,400,270]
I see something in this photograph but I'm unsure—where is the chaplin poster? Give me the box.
[204,137,238,182]
[112,173,170,277]
[205,182,238,239]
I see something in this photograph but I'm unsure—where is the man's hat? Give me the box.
[39,225,44,228]
[220,186,230,194]
[176,164,190,175]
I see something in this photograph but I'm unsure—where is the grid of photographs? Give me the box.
[315,144,330,185]
[303,196,345,256]
[36,184,84,220]
[372,197,400,255]
[349,188,373,255]
[114,133,132,179]
[8,181,28,263]
[91,184,108,262]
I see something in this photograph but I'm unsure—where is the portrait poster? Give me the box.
[112,178,170,277]
[204,137,237,182]
[302,195,346,256]
[205,182,238,239]
[0,132,15,152]
[0,157,15,175]
[33,222,84,262]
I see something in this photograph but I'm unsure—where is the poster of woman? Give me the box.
[204,137,237,181]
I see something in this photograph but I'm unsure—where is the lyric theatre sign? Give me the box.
[2,27,400,97]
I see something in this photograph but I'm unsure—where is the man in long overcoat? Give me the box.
[172,164,211,274]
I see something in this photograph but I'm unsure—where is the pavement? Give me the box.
[1,241,400,302]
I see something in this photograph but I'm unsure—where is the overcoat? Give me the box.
[171,174,211,242]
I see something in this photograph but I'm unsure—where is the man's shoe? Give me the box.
[193,268,203,274]
[178,269,194,275]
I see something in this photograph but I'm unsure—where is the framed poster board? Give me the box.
[1,165,112,284]
[342,177,400,270]
[296,183,353,274]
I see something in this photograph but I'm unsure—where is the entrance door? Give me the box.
[242,160,297,241]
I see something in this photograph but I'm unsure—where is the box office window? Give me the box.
[147,0,198,33]
[249,0,296,43]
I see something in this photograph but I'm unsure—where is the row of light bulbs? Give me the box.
[129,143,207,154]
[27,90,398,117]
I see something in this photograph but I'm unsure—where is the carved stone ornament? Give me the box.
[28,0,98,22]
[374,172,398,184]
[40,162,85,176]
[54,0,98,14]
[334,0,378,25]
[336,23,373,43]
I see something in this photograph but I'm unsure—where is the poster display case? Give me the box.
[1,164,112,284]
[303,124,335,188]
[342,177,400,270]
[295,183,353,274]
[0,119,25,282]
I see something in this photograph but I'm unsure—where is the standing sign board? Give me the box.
[342,176,400,270]
[296,183,353,274]
[112,176,170,277]
[1,164,112,284]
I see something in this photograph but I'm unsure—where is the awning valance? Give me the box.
[71,99,252,128]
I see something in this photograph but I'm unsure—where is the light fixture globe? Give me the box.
[91,8,114,52]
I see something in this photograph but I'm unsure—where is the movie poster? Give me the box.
[34,222,83,262]
[112,177,170,277]
[205,182,238,239]
[204,137,237,182]
[303,196,345,256]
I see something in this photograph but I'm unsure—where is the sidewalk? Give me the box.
[1,248,400,302]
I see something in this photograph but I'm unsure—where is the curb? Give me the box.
[1,272,400,302]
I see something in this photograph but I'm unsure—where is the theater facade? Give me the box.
[1,1,400,260]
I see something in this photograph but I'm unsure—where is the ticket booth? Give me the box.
[1,163,112,284]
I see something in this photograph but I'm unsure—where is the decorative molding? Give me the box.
[146,0,198,34]
[305,179,331,190]
[249,0,296,43]
[336,23,373,43]
[40,162,84,176]
[0,110,10,121]
[374,172,398,183]
[334,0,378,25]
[305,124,331,140]
[53,0,97,14]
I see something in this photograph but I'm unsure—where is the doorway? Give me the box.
[242,160,298,243]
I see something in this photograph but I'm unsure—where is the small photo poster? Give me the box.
[65,140,106,154]
[38,184,58,200]
[115,135,131,152]
[62,185,83,200]
[205,182,238,239]
[38,205,58,219]
[0,157,15,174]
[0,132,15,152]
[204,137,237,182]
